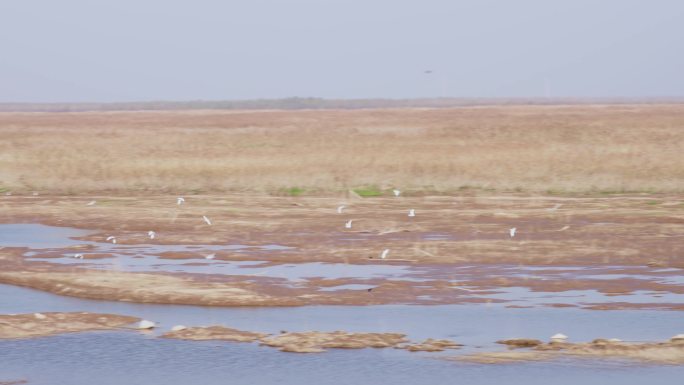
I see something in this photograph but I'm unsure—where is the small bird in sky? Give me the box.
[393,189,401,197]
[345,220,353,229]
[408,209,416,217]
[509,227,517,238]
[424,70,433,74]
[202,215,212,225]
[177,197,185,205]
[106,236,117,244]
[148,231,156,239]
[337,205,346,214]
[380,249,390,259]
[86,200,96,206]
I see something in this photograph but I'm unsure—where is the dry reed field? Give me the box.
[1,104,683,195]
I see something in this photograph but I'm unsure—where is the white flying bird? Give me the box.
[73,253,84,259]
[392,189,401,197]
[345,220,353,229]
[177,197,185,205]
[451,286,476,292]
[202,215,212,225]
[205,253,216,260]
[86,200,96,206]
[337,205,346,214]
[509,228,517,238]
[551,333,568,341]
[408,209,415,217]
[148,231,156,239]
[380,249,389,259]
[547,203,563,211]
[106,236,117,244]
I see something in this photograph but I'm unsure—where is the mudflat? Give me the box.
[0,312,139,339]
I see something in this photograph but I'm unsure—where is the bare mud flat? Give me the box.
[1,193,683,309]
[458,337,684,365]
[0,312,139,339]
[162,326,460,353]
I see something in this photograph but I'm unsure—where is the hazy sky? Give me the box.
[1,0,683,102]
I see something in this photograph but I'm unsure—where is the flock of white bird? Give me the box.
[76,190,569,337]
[84,190,522,262]
[339,188,518,260]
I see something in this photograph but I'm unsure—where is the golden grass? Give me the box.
[1,104,683,195]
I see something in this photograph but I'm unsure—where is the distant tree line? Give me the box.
[0,97,681,112]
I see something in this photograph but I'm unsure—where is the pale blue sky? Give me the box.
[1,0,683,102]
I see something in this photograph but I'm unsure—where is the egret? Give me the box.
[202,215,212,225]
[148,231,156,239]
[73,253,84,259]
[509,228,517,238]
[380,249,389,259]
[86,200,96,206]
[408,209,415,217]
[137,320,156,329]
[451,286,476,292]
[177,197,185,205]
[392,189,401,197]
[337,205,346,214]
[171,325,187,332]
[547,203,563,211]
[205,253,216,260]
[34,313,47,320]
[345,220,353,229]
[550,333,568,341]
[106,236,117,244]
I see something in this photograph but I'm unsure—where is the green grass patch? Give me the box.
[353,186,383,197]
[282,187,305,196]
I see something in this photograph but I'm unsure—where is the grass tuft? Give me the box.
[353,186,383,197]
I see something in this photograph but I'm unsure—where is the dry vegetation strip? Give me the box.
[1,104,683,195]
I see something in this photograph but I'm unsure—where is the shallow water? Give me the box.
[2,284,684,385]
[4,332,684,385]
[0,223,92,248]
[5,223,684,306]
[3,222,684,384]
[27,256,415,281]
[483,287,684,306]
[1,284,682,344]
